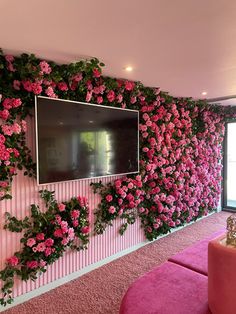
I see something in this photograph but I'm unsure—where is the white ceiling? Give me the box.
[1,0,236,101]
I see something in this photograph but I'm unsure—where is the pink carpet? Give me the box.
[2,211,229,314]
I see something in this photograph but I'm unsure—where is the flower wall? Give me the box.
[0,49,234,306]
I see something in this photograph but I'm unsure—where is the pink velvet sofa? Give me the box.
[120,229,226,314]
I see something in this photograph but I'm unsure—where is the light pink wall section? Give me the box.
[0,117,145,298]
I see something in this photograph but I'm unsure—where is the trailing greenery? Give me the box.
[0,190,90,306]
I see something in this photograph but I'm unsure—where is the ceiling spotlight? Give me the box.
[201,91,207,96]
[125,66,133,72]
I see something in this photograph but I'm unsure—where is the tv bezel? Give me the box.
[35,96,140,185]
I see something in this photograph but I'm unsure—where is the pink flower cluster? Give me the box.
[105,175,144,217]
[137,101,225,236]
[0,96,25,198]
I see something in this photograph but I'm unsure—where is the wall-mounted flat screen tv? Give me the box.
[35,96,139,185]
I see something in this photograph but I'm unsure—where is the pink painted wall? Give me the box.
[0,116,146,299]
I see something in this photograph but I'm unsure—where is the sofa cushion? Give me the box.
[120,261,211,314]
[168,229,225,276]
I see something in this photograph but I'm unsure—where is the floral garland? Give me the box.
[0,190,90,306]
[1,49,236,307]
[92,102,227,240]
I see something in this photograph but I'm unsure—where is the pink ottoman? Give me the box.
[120,262,211,314]
[169,229,225,276]
[208,235,236,314]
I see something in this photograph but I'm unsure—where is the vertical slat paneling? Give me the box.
[0,118,145,300]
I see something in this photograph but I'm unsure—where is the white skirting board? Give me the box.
[0,211,217,312]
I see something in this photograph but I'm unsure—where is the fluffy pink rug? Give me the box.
[3,211,229,314]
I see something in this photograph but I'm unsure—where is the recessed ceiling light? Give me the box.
[201,91,207,96]
[125,66,133,72]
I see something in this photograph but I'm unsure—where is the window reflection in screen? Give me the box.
[72,131,114,178]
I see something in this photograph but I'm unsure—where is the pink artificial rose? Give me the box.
[36,233,45,241]
[0,134,6,144]
[118,198,123,205]
[45,86,57,98]
[115,179,122,188]
[12,122,21,134]
[71,209,80,219]
[106,194,113,202]
[97,96,103,104]
[36,242,46,252]
[73,73,83,82]
[2,98,12,109]
[153,223,159,229]
[107,90,115,102]
[60,221,68,233]
[26,260,38,269]
[93,68,101,78]
[45,238,54,247]
[5,55,14,62]
[55,214,62,224]
[58,203,66,212]
[77,196,87,207]
[81,226,90,234]
[0,181,8,188]
[13,80,21,90]
[128,182,134,189]
[86,91,92,102]
[139,207,145,214]
[125,81,135,91]
[73,220,79,227]
[26,238,36,247]
[61,238,69,246]
[12,98,21,108]
[7,256,19,266]
[68,227,75,240]
[22,80,32,92]
[44,247,53,257]
[116,94,123,103]
[21,120,27,132]
[31,82,42,95]
[0,109,10,120]
[146,226,152,233]
[39,61,52,74]
[136,175,141,181]
[118,209,123,216]
[129,201,135,208]
[93,86,101,94]
[108,206,116,214]
[58,82,68,91]
[32,247,38,253]
[54,229,63,238]
[39,260,47,268]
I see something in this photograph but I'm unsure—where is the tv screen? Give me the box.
[35,96,139,184]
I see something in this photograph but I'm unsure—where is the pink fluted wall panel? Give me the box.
[0,117,145,299]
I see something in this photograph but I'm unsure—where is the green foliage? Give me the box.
[0,190,90,306]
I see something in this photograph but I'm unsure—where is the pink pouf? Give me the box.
[120,261,211,314]
[208,234,236,314]
[169,229,225,276]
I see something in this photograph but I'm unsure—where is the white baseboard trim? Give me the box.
[0,211,216,312]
